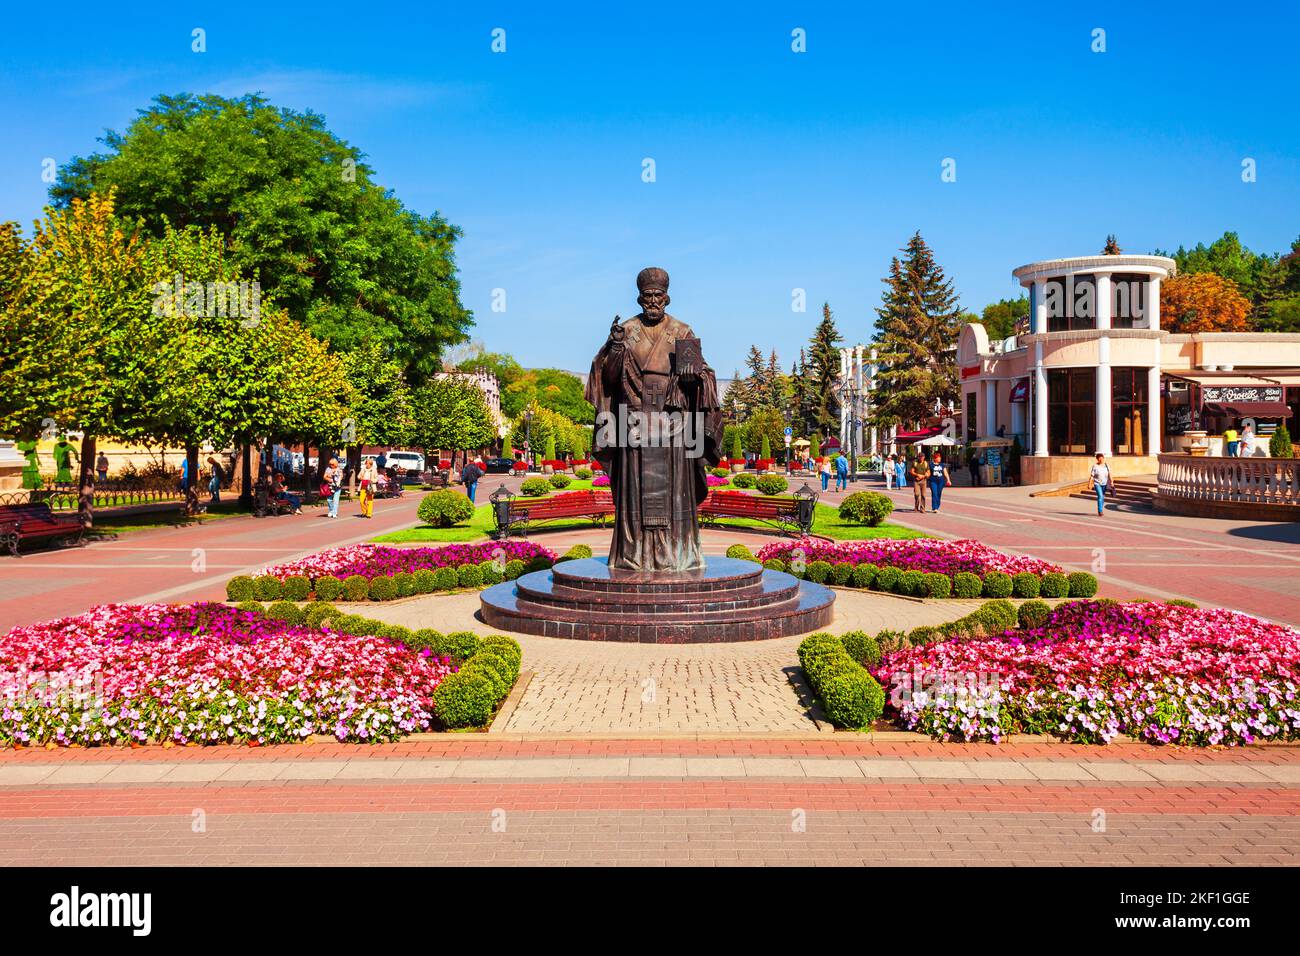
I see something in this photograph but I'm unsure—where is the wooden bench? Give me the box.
[253,481,296,517]
[0,502,85,556]
[496,489,614,538]
[417,469,450,490]
[697,490,814,536]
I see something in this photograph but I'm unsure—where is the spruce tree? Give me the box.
[807,304,843,436]
[1102,235,1123,255]
[870,232,963,431]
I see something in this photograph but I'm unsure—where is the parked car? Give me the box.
[483,457,516,474]
[384,451,425,475]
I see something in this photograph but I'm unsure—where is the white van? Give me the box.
[384,451,425,475]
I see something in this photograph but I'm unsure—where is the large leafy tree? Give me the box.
[978,296,1029,341]
[409,377,497,456]
[1160,272,1252,333]
[870,232,962,430]
[807,303,843,435]
[52,93,472,382]
[504,367,593,423]
[1157,232,1275,306]
[740,405,786,461]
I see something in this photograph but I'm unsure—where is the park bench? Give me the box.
[252,480,296,518]
[417,469,450,490]
[697,490,813,536]
[0,502,85,556]
[496,489,614,539]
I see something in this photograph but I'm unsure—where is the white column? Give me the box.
[1095,273,1112,331]
[1032,278,1048,333]
[983,379,997,436]
[1147,364,1162,456]
[1145,276,1161,331]
[1033,341,1048,457]
[1096,336,1112,457]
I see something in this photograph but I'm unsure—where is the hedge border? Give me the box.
[227,557,556,604]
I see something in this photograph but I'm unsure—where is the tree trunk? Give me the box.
[78,433,97,529]
[185,444,201,515]
[238,443,253,507]
[348,444,361,497]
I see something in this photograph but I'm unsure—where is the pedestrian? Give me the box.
[323,457,343,518]
[96,451,109,484]
[883,454,895,490]
[376,450,387,472]
[928,452,951,512]
[1089,452,1112,516]
[968,450,981,487]
[910,453,930,513]
[461,457,484,503]
[206,456,223,503]
[1240,422,1255,458]
[358,457,378,518]
[818,456,831,491]
[179,455,190,493]
[1223,423,1239,458]
[893,454,907,494]
[834,453,848,491]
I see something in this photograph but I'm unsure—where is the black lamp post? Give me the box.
[490,483,515,540]
[523,409,534,470]
[792,482,817,535]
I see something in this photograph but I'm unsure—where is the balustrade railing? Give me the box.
[1157,454,1300,507]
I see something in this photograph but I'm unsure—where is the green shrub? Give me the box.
[952,571,983,599]
[253,576,282,601]
[851,563,878,589]
[411,628,442,651]
[755,474,788,495]
[525,555,553,573]
[820,671,886,730]
[898,569,925,596]
[457,563,483,588]
[226,575,255,601]
[575,467,593,480]
[725,544,756,561]
[432,672,498,729]
[907,625,939,647]
[563,544,594,561]
[433,566,459,590]
[413,569,438,593]
[416,489,475,528]
[382,624,416,646]
[838,491,893,526]
[762,558,788,573]
[709,467,729,479]
[265,601,304,625]
[393,571,416,598]
[807,560,832,584]
[981,570,1013,598]
[441,631,483,662]
[304,603,343,629]
[1040,572,1069,598]
[1166,598,1199,609]
[731,471,756,489]
[973,599,1018,634]
[332,614,372,636]
[1017,599,1052,630]
[314,575,343,601]
[279,575,310,601]
[548,473,572,489]
[343,574,370,602]
[788,561,806,580]
[797,633,842,669]
[1067,571,1099,597]
[462,654,511,698]
[481,635,523,670]
[504,559,525,580]
[478,559,504,585]
[519,476,550,497]
[874,566,901,592]
[1269,423,1294,459]
[1012,572,1042,599]
[365,575,395,601]
[840,630,882,668]
[831,561,855,586]
[235,600,264,615]
[873,629,906,655]
[922,572,952,599]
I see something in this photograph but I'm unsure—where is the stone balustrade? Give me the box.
[1156,453,1300,510]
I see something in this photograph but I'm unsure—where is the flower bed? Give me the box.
[873,600,1300,746]
[705,474,730,487]
[0,603,523,746]
[758,537,1058,576]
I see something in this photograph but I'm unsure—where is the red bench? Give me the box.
[0,502,85,556]
[697,490,813,536]
[497,489,614,538]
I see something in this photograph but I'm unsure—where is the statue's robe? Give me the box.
[586,313,722,572]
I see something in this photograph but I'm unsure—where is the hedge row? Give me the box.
[796,633,886,730]
[232,601,522,729]
[226,555,556,603]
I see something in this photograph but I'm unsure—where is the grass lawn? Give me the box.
[83,501,258,536]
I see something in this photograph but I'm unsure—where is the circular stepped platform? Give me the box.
[479,556,835,643]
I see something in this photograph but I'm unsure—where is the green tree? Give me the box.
[742,406,784,462]
[807,304,843,435]
[1157,232,1277,313]
[871,232,963,431]
[979,296,1029,341]
[505,368,594,423]
[52,93,472,382]
[409,377,496,457]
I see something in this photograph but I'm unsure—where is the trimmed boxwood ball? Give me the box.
[906,625,939,647]
[564,544,594,560]
[253,576,282,601]
[974,599,1018,634]
[838,490,894,526]
[952,571,983,599]
[525,555,553,573]
[413,569,438,593]
[433,566,458,590]
[481,636,522,670]
[821,671,886,730]
[478,559,504,585]
[874,566,901,592]
[416,489,475,528]
[898,569,926,596]
[393,571,416,597]
[851,563,878,589]
[1012,572,1042,599]
[1017,599,1052,630]
[432,672,497,729]
[343,574,369,602]
[314,575,343,601]
[873,629,906,655]
[922,572,952,599]
[548,473,572,489]
[412,628,443,651]
[807,560,832,584]
[725,543,755,561]
[457,563,483,588]
[1067,571,1099,597]
[1166,598,1199,609]
[575,468,593,480]
[755,474,788,495]
[226,575,255,601]
[519,476,550,496]
[280,574,310,601]
[840,630,882,668]
[235,600,265,615]
[441,631,483,661]
[304,603,343,629]
[384,624,417,647]
[368,575,397,601]
[1040,571,1069,598]
[981,570,1013,598]
[797,633,841,669]
[762,558,788,573]
[503,559,526,580]
[730,471,756,488]
[466,651,514,696]
[832,561,855,586]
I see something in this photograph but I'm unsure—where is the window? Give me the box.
[1111,368,1150,455]
[965,391,978,444]
[1045,277,1098,332]
[1047,369,1095,454]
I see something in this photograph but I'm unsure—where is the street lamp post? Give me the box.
[524,409,534,470]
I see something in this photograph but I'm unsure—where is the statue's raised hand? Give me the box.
[608,315,625,349]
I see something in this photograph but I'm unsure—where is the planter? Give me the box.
[543,465,554,475]
[731,463,745,474]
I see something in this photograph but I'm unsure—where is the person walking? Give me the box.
[882,454,895,490]
[1240,422,1255,458]
[206,456,224,503]
[95,452,110,484]
[358,457,378,518]
[1089,452,1112,516]
[461,457,484,504]
[928,452,951,512]
[893,454,907,495]
[909,453,930,513]
[323,457,343,518]
[817,456,830,491]
[1223,423,1239,458]
[833,453,848,491]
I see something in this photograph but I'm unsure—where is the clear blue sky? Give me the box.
[2,1,1297,375]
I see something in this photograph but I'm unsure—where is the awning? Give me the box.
[1202,402,1293,418]
[896,426,943,442]
[1009,379,1029,402]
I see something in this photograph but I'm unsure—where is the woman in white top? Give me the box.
[1240,423,1255,457]
[1089,453,1112,516]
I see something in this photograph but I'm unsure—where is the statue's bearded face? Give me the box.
[638,288,668,323]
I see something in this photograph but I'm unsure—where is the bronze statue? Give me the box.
[586,267,723,571]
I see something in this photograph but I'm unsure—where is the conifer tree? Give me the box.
[807,304,843,436]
